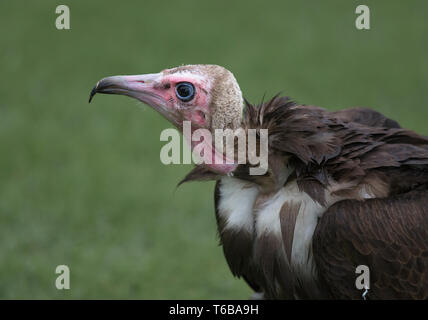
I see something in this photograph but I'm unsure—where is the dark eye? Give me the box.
[175,82,195,102]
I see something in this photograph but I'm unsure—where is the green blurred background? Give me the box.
[0,0,427,299]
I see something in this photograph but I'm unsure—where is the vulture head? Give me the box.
[89,64,243,174]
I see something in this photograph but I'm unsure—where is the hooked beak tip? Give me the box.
[88,83,98,103]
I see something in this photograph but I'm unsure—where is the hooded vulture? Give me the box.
[89,64,428,299]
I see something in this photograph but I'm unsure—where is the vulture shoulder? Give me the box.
[313,188,428,300]
[329,107,401,129]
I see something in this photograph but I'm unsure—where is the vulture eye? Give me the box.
[175,82,195,102]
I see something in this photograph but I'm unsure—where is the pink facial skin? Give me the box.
[154,73,238,174]
[91,71,238,175]
[157,73,211,128]
[182,123,238,175]
[114,72,211,128]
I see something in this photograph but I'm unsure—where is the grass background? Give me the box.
[0,0,427,299]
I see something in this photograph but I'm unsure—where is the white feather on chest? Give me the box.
[217,176,331,286]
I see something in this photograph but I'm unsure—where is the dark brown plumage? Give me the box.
[184,95,428,299]
[314,189,428,299]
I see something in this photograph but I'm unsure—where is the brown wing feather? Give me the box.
[330,107,401,129]
[313,189,428,299]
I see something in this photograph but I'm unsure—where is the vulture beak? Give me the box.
[89,73,178,124]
